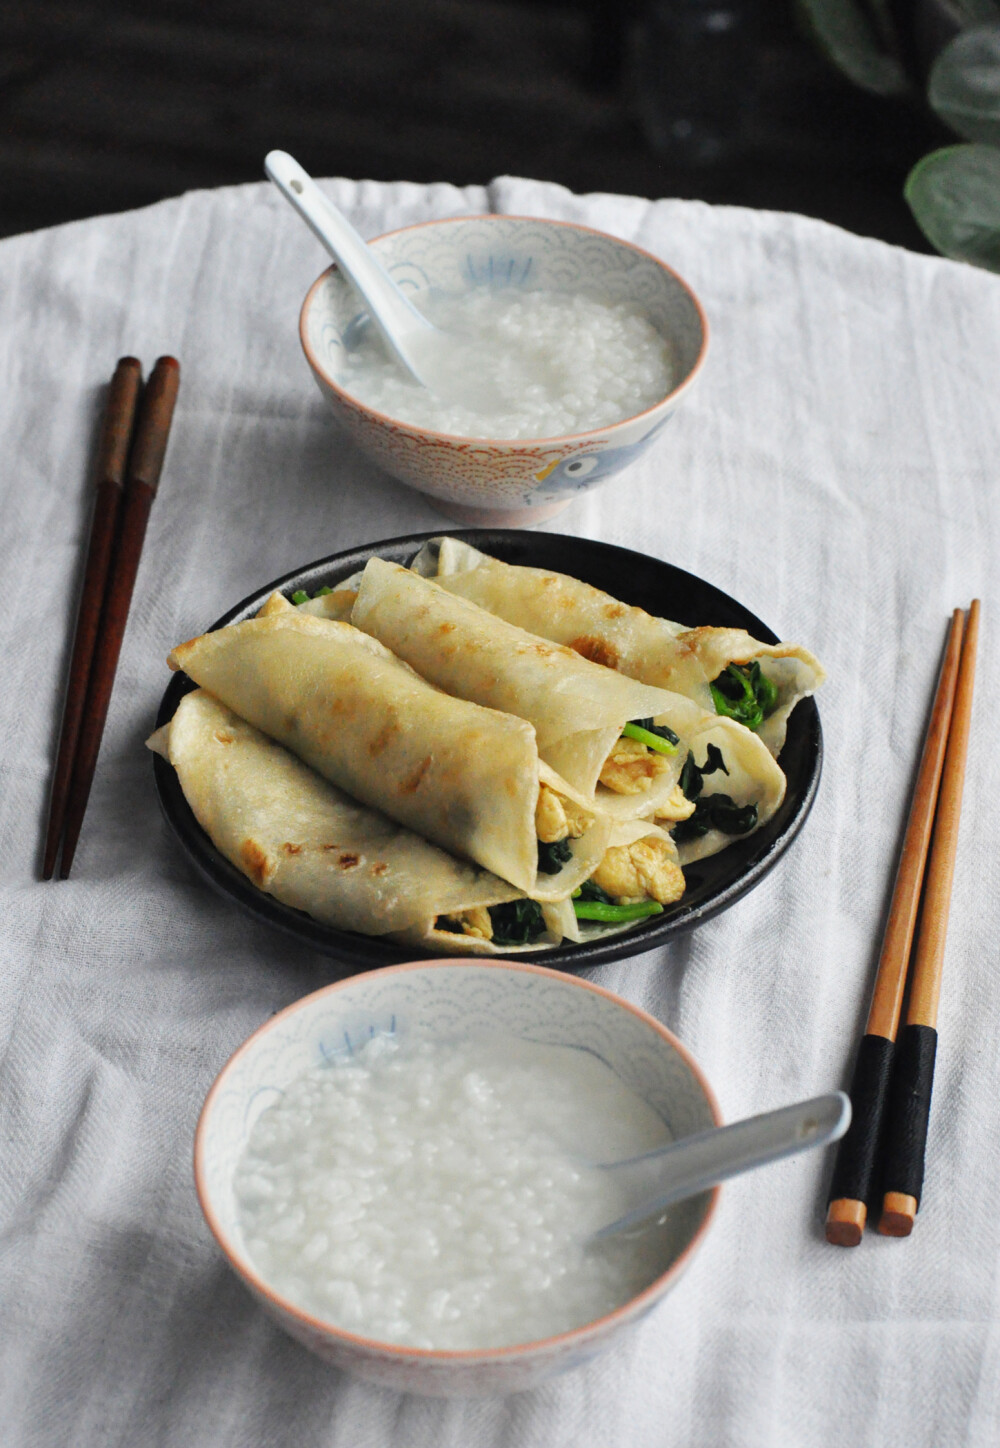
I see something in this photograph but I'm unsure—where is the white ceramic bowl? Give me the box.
[299,216,708,527]
[195,960,721,1397]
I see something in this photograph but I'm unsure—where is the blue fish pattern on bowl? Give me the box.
[526,413,676,505]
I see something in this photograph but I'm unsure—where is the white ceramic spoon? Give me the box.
[265,149,434,386]
[594,1090,851,1239]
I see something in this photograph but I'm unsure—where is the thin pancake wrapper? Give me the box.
[148,691,565,954]
[350,557,690,819]
[413,537,824,758]
[167,609,608,900]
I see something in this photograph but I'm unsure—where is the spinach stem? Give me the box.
[621,722,678,755]
[573,900,664,923]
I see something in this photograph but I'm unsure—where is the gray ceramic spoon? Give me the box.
[594,1090,851,1239]
[265,149,434,385]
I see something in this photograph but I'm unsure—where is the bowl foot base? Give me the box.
[429,496,573,528]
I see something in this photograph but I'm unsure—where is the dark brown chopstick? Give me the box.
[877,598,979,1235]
[825,609,965,1246]
[57,356,181,880]
[42,358,144,879]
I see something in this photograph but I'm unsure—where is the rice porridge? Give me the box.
[234,1034,674,1350]
[338,289,675,440]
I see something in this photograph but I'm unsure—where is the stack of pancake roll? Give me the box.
[150,540,824,954]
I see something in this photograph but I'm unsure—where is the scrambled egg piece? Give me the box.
[438,906,494,940]
[652,784,697,824]
[591,837,686,906]
[535,784,589,843]
[599,736,674,795]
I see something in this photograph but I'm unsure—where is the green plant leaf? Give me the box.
[537,837,573,875]
[794,0,908,95]
[905,143,1000,270]
[929,25,1000,144]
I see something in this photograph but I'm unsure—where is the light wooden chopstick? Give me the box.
[877,598,979,1235]
[825,604,977,1246]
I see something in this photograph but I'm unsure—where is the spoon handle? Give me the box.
[264,150,431,377]
[596,1091,851,1239]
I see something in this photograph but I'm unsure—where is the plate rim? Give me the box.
[153,529,823,973]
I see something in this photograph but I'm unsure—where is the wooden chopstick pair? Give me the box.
[825,601,980,1246]
[42,356,181,881]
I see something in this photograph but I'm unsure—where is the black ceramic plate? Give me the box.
[153,530,822,972]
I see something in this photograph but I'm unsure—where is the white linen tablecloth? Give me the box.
[2,172,999,1448]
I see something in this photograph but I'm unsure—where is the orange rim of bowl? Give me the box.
[298,214,710,448]
[194,957,722,1364]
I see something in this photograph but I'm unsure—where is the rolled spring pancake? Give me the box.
[350,557,690,818]
[256,598,693,936]
[346,560,785,856]
[167,609,609,900]
[148,691,566,953]
[413,538,824,758]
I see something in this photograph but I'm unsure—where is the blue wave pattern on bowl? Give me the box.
[463,252,534,288]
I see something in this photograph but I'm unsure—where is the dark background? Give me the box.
[1,0,946,247]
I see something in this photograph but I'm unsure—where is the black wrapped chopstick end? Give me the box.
[828,1033,897,1209]
[880,1024,938,1208]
